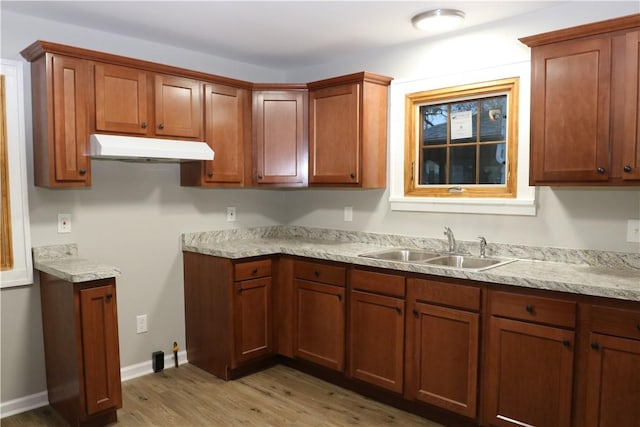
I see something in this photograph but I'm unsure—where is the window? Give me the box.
[405,78,519,198]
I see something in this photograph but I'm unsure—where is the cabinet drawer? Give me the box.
[408,278,480,312]
[351,269,405,298]
[489,290,576,328]
[235,259,271,281]
[590,305,640,340]
[294,260,346,287]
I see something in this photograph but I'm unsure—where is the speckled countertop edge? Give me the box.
[32,243,121,283]
[182,227,640,302]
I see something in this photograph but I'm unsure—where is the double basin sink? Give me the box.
[358,248,516,272]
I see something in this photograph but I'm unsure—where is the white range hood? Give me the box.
[90,134,214,162]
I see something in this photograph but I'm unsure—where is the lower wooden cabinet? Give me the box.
[349,269,405,393]
[183,252,273,379]
[293,260,346,371]
[39,273,122,426]
[583,305,640,427]
[484,291,576,427]
[406,278,480,419]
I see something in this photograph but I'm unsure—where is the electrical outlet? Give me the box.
[57,213,71,233]
[226,207,236,222]
[344,206,353,222]
[136,314,148,334]
[627,219,640,243]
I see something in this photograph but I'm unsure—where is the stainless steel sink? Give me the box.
[359,248,440,262]
[424,255,516,271]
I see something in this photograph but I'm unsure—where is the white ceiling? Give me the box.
[3,1,569,69]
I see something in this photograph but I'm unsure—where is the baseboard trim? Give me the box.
[0,351,188,418]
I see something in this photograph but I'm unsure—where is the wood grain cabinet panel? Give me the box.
[39,274,121,426]
[294,272,345,371]
[308,72,392,188]
[405,278,480,419]
[521,15,640,185]
[94,62,148,135]
[484,290,576,427]
[154,74,202,139]
[349,289,405,393]
[233,277,273,366]
[27,53,90,187]
[253,88,308,186]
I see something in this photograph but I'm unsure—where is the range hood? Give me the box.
[90,134,214,162]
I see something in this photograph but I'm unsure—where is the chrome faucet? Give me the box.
[478,236,487,258]
[444,227,456,253]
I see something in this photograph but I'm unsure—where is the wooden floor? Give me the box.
[2,364,443,426]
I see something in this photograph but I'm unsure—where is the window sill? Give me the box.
[389,196,536,216]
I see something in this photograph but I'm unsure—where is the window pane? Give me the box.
[450,101,477,144]
[421,148,446,184]
[421,104,448,146]
[479,143,506,184]
[450,146,476,184]
[480,96,507,142]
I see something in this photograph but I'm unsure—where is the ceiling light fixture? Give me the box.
[411,9,466,32]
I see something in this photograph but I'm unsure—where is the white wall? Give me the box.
[283,1,640,253]
[1,2,639,406]
[1,10,286,402]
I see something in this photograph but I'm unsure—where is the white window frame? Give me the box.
[388,61,536,216]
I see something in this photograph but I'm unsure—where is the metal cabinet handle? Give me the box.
[525,304,534,314]
[207,171,214,178]
[395,307,402,314]
[158,123,165,130]
[257,175,263,180]
[591,342,600,350]
[337,294,342,301]
[624,165,632,173]
[237,287,244,294]
[314,270,320,277]
[79,168,87,176]
[412,309,419,318]
[251,268,258,275]
[597,167,605,174]
[350,173,356,179]
[141,122,147,129]
[106,293,113,300]
[562,340,571,348]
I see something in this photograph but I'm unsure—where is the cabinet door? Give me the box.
[294,279,345,371]
[253,90,307,185]
[94,63,148,135]
[79,284,122,415]
[203,83,246,184]
[530,37,611,183]
[233,277,273,366]
[585,333,640,427]
[485,317,574,427]
[623,30,640,180]
[154,74,202,138]
[51,55,90,183]
[406,302,479,418]
[349,291,404,393]
[309,83,360,184]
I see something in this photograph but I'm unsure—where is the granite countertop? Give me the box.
[182,226,640,302]
[32,243,120,283]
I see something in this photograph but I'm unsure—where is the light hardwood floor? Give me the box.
[1,364,443,426]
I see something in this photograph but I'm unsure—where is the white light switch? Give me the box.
[627,219,640,243]
[344,206,353,222]
[57,213,71,233]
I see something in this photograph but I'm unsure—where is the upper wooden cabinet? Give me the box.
[308,72,392,188]
[181,83,251,187]
[24,52,91,187]
[93,63,203,139]
[521,14,640,185]
[252,86,308,187]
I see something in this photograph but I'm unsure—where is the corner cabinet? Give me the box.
[39,273,122,426]
[183,252,273,380]
[308,72,392,188]
[22,48,91,187]
[252,85,308,187]
[521,14,640,185]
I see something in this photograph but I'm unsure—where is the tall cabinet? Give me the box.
[521,14,640,185]
[39,273,122,426]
